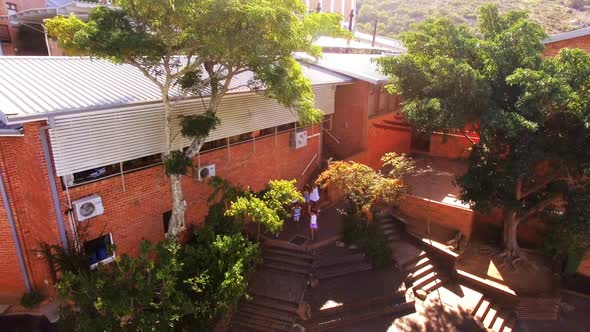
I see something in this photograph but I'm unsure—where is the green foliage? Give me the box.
[163,151,192,176]
[225,180,303,234]
[315,155,412,219]
[20,290,46,309]
[180,112,220,140]
[341,214,392,268]
[379,5,590,256]
[52,233,258,331]
[356,0,590,37]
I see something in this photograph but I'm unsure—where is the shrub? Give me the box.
[342,214,392,269]
[20,290,45,309]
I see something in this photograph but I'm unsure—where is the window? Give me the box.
[122,153,162,172]
[257,127,276,138]
[0,25,9,43]
[84,234,115,269]
[163,210,172,233]
[72,164,120,185]
[6,3,17,16]
[201,138,228,152]
[228,132,253,145]
[276,122,296,133]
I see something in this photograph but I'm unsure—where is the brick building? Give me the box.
[544,26,590,56]
[0,56,352,301]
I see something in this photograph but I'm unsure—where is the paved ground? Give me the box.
[518,292,590,332]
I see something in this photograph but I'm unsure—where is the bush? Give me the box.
[342,214,392,268]
[20,290,45,309]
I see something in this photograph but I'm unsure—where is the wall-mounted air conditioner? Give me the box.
[291,131,308,149]
[196,164,216,181]
[72,194,105,222]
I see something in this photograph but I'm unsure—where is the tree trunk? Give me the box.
[503,210,522,258]
[167,175,186,239]
[162,87,186,240]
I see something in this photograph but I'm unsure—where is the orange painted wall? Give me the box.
[429,132,476,160]
[399,195,474,239]
[577,252,590,277]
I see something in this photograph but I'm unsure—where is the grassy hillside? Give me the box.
[356,0,590,37]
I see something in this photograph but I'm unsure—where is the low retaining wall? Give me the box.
[398,195,474,239]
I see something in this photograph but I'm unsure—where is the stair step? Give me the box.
[313,253,366,268]
[491,310,508,332]
[500,316,515,332]
[247,295,299,314]
[239,303,296,323]
[471,295,486,316]
[474,300,491,321]
[264,261,310,275]
[407,264,435,284]
[402,252,427,269]
[483,306,498,328]
[411,271,438,289]
[231,312,292,332]
[264,247,313,260]
[379,222,395,231]
[264,254,313,268]
[315,262,373,279]
[423,278,447,294]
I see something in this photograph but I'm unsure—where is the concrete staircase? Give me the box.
[304,292,415,331]
[471,295,516,332]
[312,251,372,280]
[262,242,314,276]
[402,251,449,299]
[230,293,300,332]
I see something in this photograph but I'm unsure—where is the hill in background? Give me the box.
[356,0,590,37]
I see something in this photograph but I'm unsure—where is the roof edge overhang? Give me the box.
[3,82,350,124]
[544,27,590,44]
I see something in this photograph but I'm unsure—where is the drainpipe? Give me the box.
[40,120,69,253]
[0,165,32,292]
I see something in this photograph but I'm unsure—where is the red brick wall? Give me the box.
[324,81,369,160]
[348,113,411,169]
[60,125,321,258]
[429,132,475,160]
[545,35,590,57]
[0,122,62,298]
[399,195,474,239]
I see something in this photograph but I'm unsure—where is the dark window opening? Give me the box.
[17,24,48,56]
[84,234,114,268]
[122,153,162,172]
[276,122,296,133]
[163,210,172,234]
[257,127,276,138]
[201,138,227,152]
[0,24,10,42]
[229,132,253,145]
[72,164,120,185]
[411,131,431,153]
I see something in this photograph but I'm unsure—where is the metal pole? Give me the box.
[372,20,378,47]
[42,24,51,56]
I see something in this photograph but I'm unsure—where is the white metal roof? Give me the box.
[544,27,590,44]
[0,56,352,121]
[8,1,99,25]
[296,52,393,84]
[354,32,406,53]
[314,36,391,52]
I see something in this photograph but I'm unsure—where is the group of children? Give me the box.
[292,184,321,241]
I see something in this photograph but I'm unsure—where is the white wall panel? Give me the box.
[49,86,337,176]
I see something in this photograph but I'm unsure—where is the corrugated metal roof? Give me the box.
[297,52,394,84]
[0,56,352,120]
[544,27,590,44]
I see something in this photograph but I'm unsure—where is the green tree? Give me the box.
[45,0,348,240]
[378,5,590,266]
[315,153,414,219]
[225,179,304,237]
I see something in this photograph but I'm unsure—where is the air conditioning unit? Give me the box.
[62,174,75,187]
[291,130,308,149]
[197,164,216,181]
[72,195,105,222]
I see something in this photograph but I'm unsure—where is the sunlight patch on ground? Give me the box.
[320,300,343,310]
[487,260,504,281]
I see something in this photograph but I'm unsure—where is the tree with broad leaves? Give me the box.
[45,0,349,240]
[378,4,590,268]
